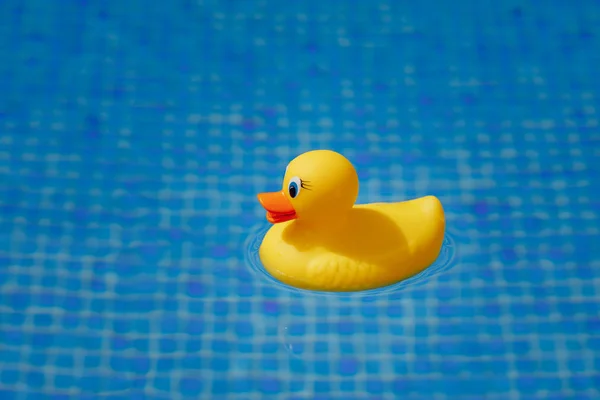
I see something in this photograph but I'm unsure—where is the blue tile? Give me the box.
[232,378,253,393]
[54,375,75,390]
[0,391,16,400]
[153,377,170,392]
[259,378,281,394]
[180,356,202,370]
[1,370,19,385]
[234,321,254,337]
[156,358,175,372]
[25,372,45,389]
[81,355,101,369]
[178,377,202,396]
[338,358,359,376]
[54,354,74,368]
[210,379,230,395]
[569,376,594,391]
[313,381,330,393]
[7,312,26,326]
[28,353,46,367]
[210,357,229,371]
[289,360,306,374]
[158,338,177,353]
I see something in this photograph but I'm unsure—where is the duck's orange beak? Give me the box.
[257,191,297,224]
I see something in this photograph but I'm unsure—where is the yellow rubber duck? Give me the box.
[256,150,445,292]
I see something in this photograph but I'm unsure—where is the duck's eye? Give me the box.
[288,177,302,199]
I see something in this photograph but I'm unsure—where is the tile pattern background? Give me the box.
[0,0,599,399]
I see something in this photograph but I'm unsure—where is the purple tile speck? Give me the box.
[339,358,359,376]
[262,301,279,314]
[211,245,229,258]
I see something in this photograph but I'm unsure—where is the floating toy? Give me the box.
[256,150,445,292]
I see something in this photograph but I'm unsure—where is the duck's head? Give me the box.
[257,150,359,225]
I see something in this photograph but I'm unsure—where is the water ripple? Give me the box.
[245,223,457,298]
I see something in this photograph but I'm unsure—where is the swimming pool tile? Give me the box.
[260,377,282,394]
[83,355,101,369]
[366,379,386,394]
[178,377,203,396]
[54,375,75,391]
[313,380,330,393]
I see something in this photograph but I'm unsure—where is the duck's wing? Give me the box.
[305,253,395,292]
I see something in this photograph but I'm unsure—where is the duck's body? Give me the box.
[257,150,446,292]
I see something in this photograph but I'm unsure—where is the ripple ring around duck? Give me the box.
[245,223,456,297]
[250,150,453,294]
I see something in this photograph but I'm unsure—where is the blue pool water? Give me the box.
[1,0,599,399]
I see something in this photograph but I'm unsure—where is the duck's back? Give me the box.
[321,195,445,291]
[356,195,445,259]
